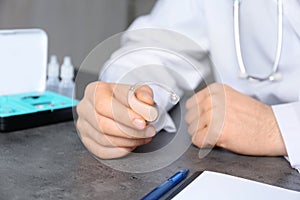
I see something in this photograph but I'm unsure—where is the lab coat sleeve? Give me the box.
[100,0,211,132]
[272,102,300,173]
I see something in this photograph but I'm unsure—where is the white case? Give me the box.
[0,29,48,95]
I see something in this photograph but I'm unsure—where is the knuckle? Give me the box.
[80,136,89,146]
[127,139,141,147]
[96,101,105,113]
[209,82,222,89]
[96,96,113,115]
[76,102,82,116]
[208,83,224,94]
[76,118,85,135]
[188,125,196,136]
[80,136,106,159]
[96,115,106,133]
[208,83,220,90]
[184,115,190,124]
[101,133,114,147]
[195,92,203,100]
[95,82,112,100]
[103,135,116,146]
[76,100,85,116]
[94,131,110,147]
[207,83,217,91]
[96,81,108,90]
[192,133,202,148]
[222,84,231,91]
[85,82,97,97]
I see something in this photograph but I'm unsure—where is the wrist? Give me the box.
[265,106,287,156]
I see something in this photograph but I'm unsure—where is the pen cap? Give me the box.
[170,169,189,182]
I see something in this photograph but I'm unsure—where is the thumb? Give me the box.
[135,85,155,106]
[128,85,158,122]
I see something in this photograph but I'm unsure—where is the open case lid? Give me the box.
[0,29,48,96]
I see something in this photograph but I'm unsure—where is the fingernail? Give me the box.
[148,107,158,122]
[145,93,153,102]
[133,118,146,129]
[145,126,156,137]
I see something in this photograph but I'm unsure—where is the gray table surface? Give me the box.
[1,120,300,200]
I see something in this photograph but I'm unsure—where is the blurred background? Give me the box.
[0,0,157,73]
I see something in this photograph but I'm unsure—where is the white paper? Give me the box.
[172,171,300,200]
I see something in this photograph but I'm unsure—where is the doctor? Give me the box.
[76,0,300,172]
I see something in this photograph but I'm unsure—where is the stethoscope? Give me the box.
[233,0,283,82]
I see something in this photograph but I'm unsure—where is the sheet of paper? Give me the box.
[172,171,300,200]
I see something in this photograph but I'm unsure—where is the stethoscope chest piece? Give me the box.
[238,71,283,82]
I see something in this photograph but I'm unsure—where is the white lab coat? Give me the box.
[100,0,300,172]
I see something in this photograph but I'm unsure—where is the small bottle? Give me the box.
[59,56,75,98]
[46,55,60,93]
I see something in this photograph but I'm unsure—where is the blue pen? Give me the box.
[141,169,189,200]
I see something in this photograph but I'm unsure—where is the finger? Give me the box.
[89,82,131,107]
[128,85,158,122]
[102,135,153,148]
[112,84,155,107]
[185,96,212,124]
[192,126,219,149]
[192,127,211,149]
[111,83,132,107]
[96,115,156,139]
[95,82,157,123]
[82,121,153,148]
[192,120,221,149]
[186,83,225,109]
[95,91,147,129]
[185,108,200,125]
[187,110,211,136]
[76,97,93,122]
[135,85,154,106]
[89,82,156,129]
[186,88,210,109]
[77,97,150,138]
[84,82,100,102]
[114,84,157,122]
[81,136,134,159]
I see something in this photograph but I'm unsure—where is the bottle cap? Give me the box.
[60,56,74,79]
[47,55,59,77]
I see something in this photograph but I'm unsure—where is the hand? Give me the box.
[185,83,287,156]
[76,81,158,159]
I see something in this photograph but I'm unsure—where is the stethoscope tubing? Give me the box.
[233,0,283,82]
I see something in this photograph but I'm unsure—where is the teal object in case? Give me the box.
[0,91,78,132]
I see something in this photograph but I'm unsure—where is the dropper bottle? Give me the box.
[46,55,60,93]
[59,56,75,98]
